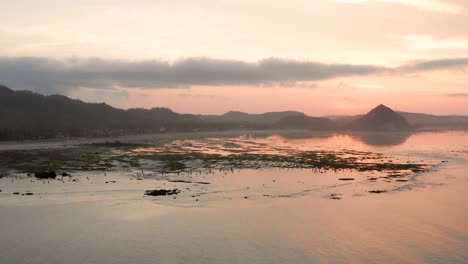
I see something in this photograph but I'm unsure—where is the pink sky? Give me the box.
[2,0,468,115]
[73,70,468,116]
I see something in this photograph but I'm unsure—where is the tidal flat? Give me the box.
[0,130,467,263]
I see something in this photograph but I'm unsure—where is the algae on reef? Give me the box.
[0,143,431,178]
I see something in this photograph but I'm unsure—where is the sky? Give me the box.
[1,0,468,115]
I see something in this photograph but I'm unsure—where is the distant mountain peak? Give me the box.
[370,104,392,112]
[348,104,411,131]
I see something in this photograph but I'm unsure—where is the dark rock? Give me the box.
[369,190,387,194]
[338,178,355,181]
[61,172,71,177]
[25,192,34,196]
[34,171,57,179]
[145,189,180,196]
[168,180,192,183]
[13,192,20,195]
[194,181,210,185]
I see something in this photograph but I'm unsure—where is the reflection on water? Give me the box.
[255,131,412,147]
[150,131,468,159]
[350,131,411,146]
[0,131,468,263]
[238,130,468,152]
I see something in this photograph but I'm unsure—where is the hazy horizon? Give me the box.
[3,86,467,117]
[1,0,468,115]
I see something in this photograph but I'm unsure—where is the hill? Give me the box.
[199,111,305,125]
[0,85,315,140]
[398,112,468,129]
[347,104,411,131]
[0,85,203,140]
[3,85,468,140]
[275,115,334,130]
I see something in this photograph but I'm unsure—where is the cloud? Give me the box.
[401,57,468,71]
[258,81,319,89]
[1,56,468,95]
[0,57,382,94]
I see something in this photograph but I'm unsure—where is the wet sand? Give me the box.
[0,131,468,263]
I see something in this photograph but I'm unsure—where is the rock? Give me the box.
[330,193,342,199]
[338,178,355,181]
[168,180,192,183]
[13,192,20,195]
[195,181,210,185]
[329,193,343,200]
[25,192,34,196]
[61,172,71,177]
[369,190,387,194]
[144,189,180,196]
[34,171,57,179]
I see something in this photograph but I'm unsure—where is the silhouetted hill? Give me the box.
[0,85,14,95]
[275,115,334,130]
[2,85,467,141]
[0,86,203,140]
[347,105,411,131]
[199,111,305,125]
[398,112,468,129]
[333,110,468,130]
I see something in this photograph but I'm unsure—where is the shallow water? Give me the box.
[0,131,468,263]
